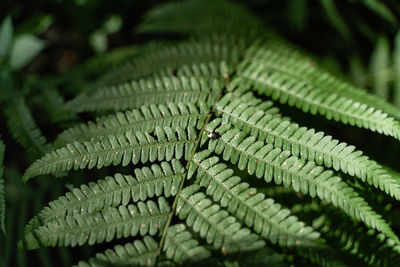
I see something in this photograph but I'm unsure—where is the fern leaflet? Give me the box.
[65,76,222,113]
[216,92,400,200]
[24,197,170,249]
[23,126,197,182]
[55,102,209,146]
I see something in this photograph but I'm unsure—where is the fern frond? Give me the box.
[0,138,5,234]
[216,92,400,200]
[203,120,398,242]
[188,150,321,248]
[65,76,222,113]
[242,40,400,122]
[75,236,158,267]
[163,224,211,264]
[30,160,184,226]
[176,185,265,254]
[137,0,262,38]
[24,198,170,249]
[23,126,197,182]
[90,37,241,90]
[5,97,53,156]
[236,60,400,140]
[55,102,209,146]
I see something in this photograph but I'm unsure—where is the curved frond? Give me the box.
[24,198,170,250]
[216,92,400,200]
[75,236,158,267]
[5,97,53,156]
[176,185,265,254]
[56,102,209,146]
[163,224,211,264]
[65,76,222,113]
[188,150,321,248]
[23,126,197,182]
[0,139,5,234]
[245,38,400,121]
[235,65,400,141]
[30,160,184,226]
[204,120,398,242]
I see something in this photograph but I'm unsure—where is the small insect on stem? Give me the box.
[207,131,220,139]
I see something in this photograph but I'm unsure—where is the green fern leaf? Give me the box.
[65,76,222,113]
[235,61,400,141]
[241,39,400,122]
[83,37,240,93]
[75,236,158,267]
[188,150,321,247]
[204,120,398,242]
[5,96,53,156]
[176,185,265,254]
[0,138,5,235]
[23,126,197,182]
[55,102,209,146]
[24,197,170,249]
[163,224,211,264]
[29,160,184,227]
[216,92,400,200]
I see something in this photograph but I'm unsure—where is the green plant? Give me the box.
[13,0,400,266]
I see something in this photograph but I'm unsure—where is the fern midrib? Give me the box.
[197,162,316,244]
[40,173,186,223]
[59,112,208,144]
[155,114,214,260]
[240,72,400,132]
[217,136,398,241]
